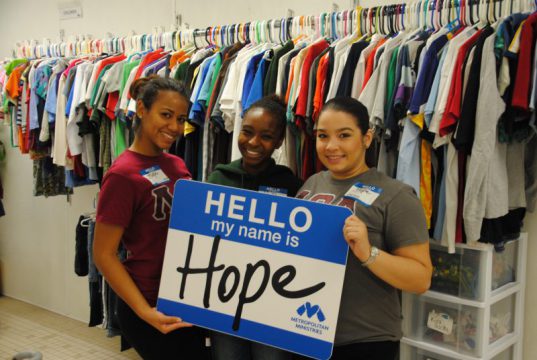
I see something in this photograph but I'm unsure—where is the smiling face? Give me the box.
[238,107,284,175]
[134,90,189,156]
[315,109,373,179]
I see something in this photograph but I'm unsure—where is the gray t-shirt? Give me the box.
[297,168,428,345]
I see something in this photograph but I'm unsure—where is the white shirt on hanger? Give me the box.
[326,33,357,100]
[430,26,477,148]
[351,34,382,100]
[52,74,68,167]
[464,30,509,244]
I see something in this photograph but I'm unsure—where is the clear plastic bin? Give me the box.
[429,243,483,300]
[489,294,516,344]
[491,345,514,360]
[399,343,459,360]
[429,240,519,301]
[403,294,484,357]
[491,241,518,292]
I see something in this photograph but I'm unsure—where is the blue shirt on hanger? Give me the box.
[244,55,269,113]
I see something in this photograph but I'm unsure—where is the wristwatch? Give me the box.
[361,246,379,267]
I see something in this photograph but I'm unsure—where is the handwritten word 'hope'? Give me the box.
[177,234,325,331]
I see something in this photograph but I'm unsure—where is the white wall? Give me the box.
[0,0,356,321]
[0,0,535,358]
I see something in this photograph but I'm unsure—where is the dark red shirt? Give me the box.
[439,29,483,137]
[512,12,537,111]
[97,150,191,306]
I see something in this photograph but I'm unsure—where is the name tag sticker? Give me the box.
[344,182,382,207]
[140,166,170,186]
[259,186,288,197]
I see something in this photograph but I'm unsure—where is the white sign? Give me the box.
[157,180,351,359]
[59,5,82,20]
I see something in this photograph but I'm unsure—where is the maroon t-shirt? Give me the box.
[96,150,191,306]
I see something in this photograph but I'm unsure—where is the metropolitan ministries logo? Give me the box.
[297,302,326,322]
[291,302,330,335]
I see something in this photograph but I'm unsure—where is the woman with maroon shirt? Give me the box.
[94,76,207,359]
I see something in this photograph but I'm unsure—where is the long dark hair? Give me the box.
[319,97,370,134]
[129,75,190,131]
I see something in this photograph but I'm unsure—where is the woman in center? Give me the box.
[296,97,432,360]
[208,95,302,360]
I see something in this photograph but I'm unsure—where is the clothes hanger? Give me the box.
[391,5,397,33]
[391,5,396,33]
[306,15,316,40]
[228,25,235,46]
[361,8,368,36]
[255,21,262,44]
[468,0,475,25]
[278,18,285,44]
[369,7,376,35]
[356,6,363,36]
[380,6,386,35]
[220,25,226,47]
[459,0,466,26]
[237,23,245,44]
[373,6,379,34]
[386,6,393,34]
[429,0,435,29]
[387,5,394,34]
[266,20,273,44]
[433,0,440,30]
[264,20,271,44]
[445,0,451,27]
[251,21,257,44]
[495,0,502,20]
[398,4,404,32]
[214,26,221,48]
[209,27,216,47]
[479,0,487,26]
[311,15,320,40]
[342,10,347,37]
[421,0,427,30]
[446,0,452,27]
[431,0,437,30]
[215,26,222,47]
[416,1,422,30]
[351,9,357,36]
[408,1,415,30]
[259,21,267,44]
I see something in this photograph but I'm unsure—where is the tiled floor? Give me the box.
[0,296,140,359]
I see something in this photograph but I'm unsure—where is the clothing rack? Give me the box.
[14,0,535,61]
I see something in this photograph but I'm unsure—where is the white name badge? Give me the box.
[343,182,382,207]
[259,185,288,197]
[140,166,170,186]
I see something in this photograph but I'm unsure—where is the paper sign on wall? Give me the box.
[157,180,351,359]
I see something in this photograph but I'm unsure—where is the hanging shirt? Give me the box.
[336,40,369,97]
[241,51,265,113]
[408,34,450,114]
[350,35,382,99]
[512,12,537,111]
[244,54,269,113]
[453,27,495,153]
[464,31,508,244]
[264,40,294,95]
[439,29,484,137]
[429,26,477,148]
[295,38,330,123]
